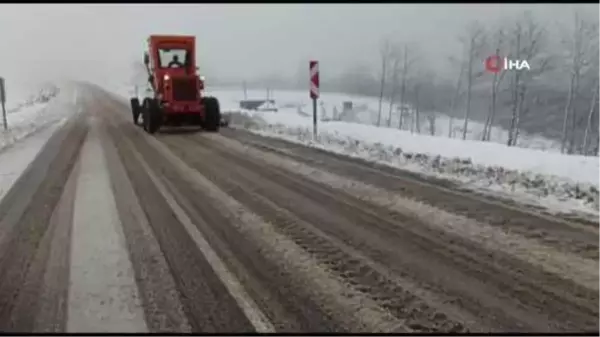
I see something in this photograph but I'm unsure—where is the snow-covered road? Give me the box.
[0,82,596,333]
[201,87,599,217]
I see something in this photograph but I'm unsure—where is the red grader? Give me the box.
[130,35,221,134]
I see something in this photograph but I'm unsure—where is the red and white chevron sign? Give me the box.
[309,60,319,99]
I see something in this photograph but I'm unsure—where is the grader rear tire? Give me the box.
[143,98,162,134]
[202,96,221,132]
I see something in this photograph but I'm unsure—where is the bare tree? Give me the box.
[459,21,486,140]
[559,12,598,153]
[506,12,549,147]
[412,70,431,134]
[413,83,421,133]
[506,22,523,147]
[398,43,418,130]
[428,114,437,136]
[447,54,466,138]
[386,44,402,127]
[594,135,600,157]
[377,38,393,127]
[483,26,508,141]
[582,78,599,155]
[580,21,600,155]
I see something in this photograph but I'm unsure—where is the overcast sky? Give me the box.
[0,3,597,87]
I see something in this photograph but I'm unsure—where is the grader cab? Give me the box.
[129,35,221,134]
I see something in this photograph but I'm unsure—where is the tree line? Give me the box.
[331,10,599,156]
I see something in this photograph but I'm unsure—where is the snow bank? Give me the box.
[0,82,79,202]
[233,110,599,216]
[206,87,563,152]
[0,82,72,152]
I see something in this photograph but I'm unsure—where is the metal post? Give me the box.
[312,98,317,139]
[309,60,319,140]
[0,77,6,130]
[243,81,248,100]
[1,101,6,131]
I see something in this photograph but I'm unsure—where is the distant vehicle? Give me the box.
[129,35,221,134]
[239,99,278,112]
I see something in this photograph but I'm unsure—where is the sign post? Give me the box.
[0,77,6,130]
[309,60,319,139]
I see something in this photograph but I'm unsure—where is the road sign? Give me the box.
[309,61,319,99]
[309,61,319,139]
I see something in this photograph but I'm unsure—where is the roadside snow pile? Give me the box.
[0,83,70,152]
[238,113,599,216]
[0,83,79,201]
[207,87,562,152]
[6,85,60,114]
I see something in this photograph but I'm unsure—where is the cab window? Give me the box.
[158,48,189,69]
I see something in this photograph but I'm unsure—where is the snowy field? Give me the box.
[206,87,564,152]
[118,84,599,217]
[0,80,64,150]
[0,81,78,200]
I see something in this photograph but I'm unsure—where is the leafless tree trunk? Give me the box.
[560,77,576,152]
[506,21,523,146]
[387,46,401,127]
[398,45,409,130]
[582,23,600,155]
[594,133,600,156]
[582,79,599,154]
[377,38,392,127]
[448,56,465,138]
[461,22,486,140]
[483,27,508,141]
[413,80,422,133]
[567,79,582,154]
[428,114,436,136]
[561,12,587,153]
[507,13,548,147]
[463,49,474,140]
[513,85,527,146]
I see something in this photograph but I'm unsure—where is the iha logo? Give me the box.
[485,55,531,73]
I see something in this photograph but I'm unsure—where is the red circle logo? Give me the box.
[485,55,502,73]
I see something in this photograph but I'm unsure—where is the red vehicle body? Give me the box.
[129,35,221,134]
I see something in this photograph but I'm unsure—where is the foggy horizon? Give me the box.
[0,3,597,88]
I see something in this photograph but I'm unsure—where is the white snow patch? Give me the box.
[0,82,64,151]
[109,84,600,216]
[250,123,599,217]
[204,86,564,153]
[0,83,79,202]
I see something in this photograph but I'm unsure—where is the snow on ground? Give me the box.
[114,84,599,217]
[0,80,64,151]
[205,87,564,153]
[0,82,79,200]
[249,120,598,216]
